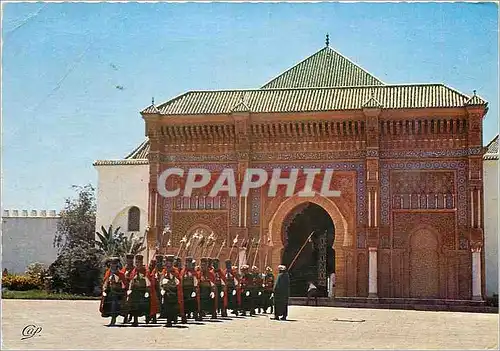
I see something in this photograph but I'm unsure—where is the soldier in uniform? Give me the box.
[148,258,156,273]
[172,255,182,323]
[174,256,182,272]
[160,255,184,327]
[198,257,217,319]
[262,266,275,314]
[100,257,126,326]
[239,265,254,316]
[223,259,240,316]
[180,256,201,322]
[252,266,264,313]
[212,258,228,317]
[120,254,135,323]
[127,255,151,326]
[148,255,164,323]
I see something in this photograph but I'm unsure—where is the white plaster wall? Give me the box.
[94,164,149,240]
[2,216,60,274]
[484,159,498,297]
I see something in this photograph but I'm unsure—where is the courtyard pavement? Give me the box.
[2,300,498,349]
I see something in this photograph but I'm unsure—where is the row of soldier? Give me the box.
[99,253,290,327]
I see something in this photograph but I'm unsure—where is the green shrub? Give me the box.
[486,294,498,307]
[26,262,49,280]
[2,274,41,291]
[2,289,100,300]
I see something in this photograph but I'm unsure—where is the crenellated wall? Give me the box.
[2,209,60,274]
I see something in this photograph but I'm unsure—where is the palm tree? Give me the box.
[121,232,147,256]
[95,225,123,257]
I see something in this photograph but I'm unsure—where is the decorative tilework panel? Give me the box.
[380,161,467,225]
[167,163,238,171]
[164,197,172,227]
[161,154,237,162]
[379,147,483,159]
[251,188,261,226]
[357,232,366,248]
[251,150,365,161]
[230,197,238,226]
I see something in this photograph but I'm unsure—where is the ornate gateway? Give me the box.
[135,38,487,301]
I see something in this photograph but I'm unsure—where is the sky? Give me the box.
[2,1,498,210]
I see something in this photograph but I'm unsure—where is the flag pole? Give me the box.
[288,231,315,271]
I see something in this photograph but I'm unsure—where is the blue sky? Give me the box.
[2,2,498,210]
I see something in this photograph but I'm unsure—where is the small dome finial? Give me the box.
[152,97,155,105]
[325,33,330,47]
[473,90,477,96]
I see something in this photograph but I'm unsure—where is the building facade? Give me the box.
[483,135,498,298]
[94,140,149,237]
[2,209,59,274]
[96,43,490,300]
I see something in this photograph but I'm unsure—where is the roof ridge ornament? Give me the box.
[464,90,487,107]
[231,92,251,113]
[362,88,383,109]
[152,97,155,105]
[325,33,330,47]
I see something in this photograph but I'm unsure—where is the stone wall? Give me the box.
[2,210,59,274]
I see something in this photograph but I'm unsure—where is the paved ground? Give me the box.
[2,300,498,349]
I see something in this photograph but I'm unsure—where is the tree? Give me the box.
[48,241,103,294]
[95,225,123,257]
[121,232,147,257]
[50,184,102,294]
[53,184,96,252]
[95,225,147,262]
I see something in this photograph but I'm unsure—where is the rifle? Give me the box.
[176,236,188,257]
[201,232,215,257]
[183,238,192,260]
[228,234,239,261]
[208,235,218,257]
[216,239,226,259]
[246,237,256,266]
[161,225,172,255]
[186,232,198,257]
[252,237,261,268]
[193,234,205,261]
[264,235,271,269]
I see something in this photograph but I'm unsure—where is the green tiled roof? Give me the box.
[484,135,499,160]
[465,93,488,106]
[231,93,251,112]
[362,95,383,108]
[261,47,384,89]
[93,159,149,166]
[147,84,476,116]
[125,138,149,159]
[142,104,160,114]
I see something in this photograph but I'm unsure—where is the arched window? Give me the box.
[128,206,140,232]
